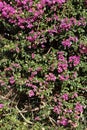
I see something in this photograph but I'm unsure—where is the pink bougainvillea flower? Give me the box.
[11,63,20,68]
[32,85,37,92]
[0,104,4,109]
[58,117,68,126]
[45,73,56,81]
[75,102,84,113]
[35,116,40,121]
[58,61,68,73]
[62,36,78,47]
[62,93,69,100]
[60,17,72,31]
[66,109,72,113]
[79,44,87,54]
[0,2,3,11]
[53,106,61,114]
[31,53,35,59]
[55,0,66,4]
[59,74,69,81]
[62,39,71,47]
[31,71,37,76]
[72,92,78,98]
[69,55,80,67]
[28,90,35,97]
[27,36,34,42]
[4,67,13,71]
[9,76,15,85]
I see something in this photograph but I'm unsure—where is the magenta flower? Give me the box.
[31,53,35,59]
[57,51,65,61]
[27,23,33,29]
[2,11,7,17]
[72,92,78,98]
[37,3,43,9]
[58,61,68,73]
[56,0,66,4]
[27,36,34,42]
[0,104,4,109]
[58,117,68,126]
[45,73,56,81]
[69,55,80,67]
[53,106,61,114]
[62,36,78,47]
[79,44,87,54]
[60,18,72,31]
[28,90,34,97]
[35,116,40,121]
[32,85,37,92]
[57,52,68,73]
[69,36,78,42]
[5,67,13,71]
[62,93,69,101]
[62,39,71,47]
[59,74,69,81]
[66,109,72,113]
[9,76,15,85]
[75,103,83,113]
[31,71,37,76]
[0,2,3,11]
[58,65,63,73]
[26,83,32,87]
[11,63,20,68]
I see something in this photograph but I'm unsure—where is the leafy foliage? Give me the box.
[0,0,87,129]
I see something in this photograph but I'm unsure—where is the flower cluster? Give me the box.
[53,93,85,128]
[62,36,78,47]
[45,73,56,81]
[57,52,68,73]
[0,0,87,129]
[69,55,80,67]
[79,44,87,54]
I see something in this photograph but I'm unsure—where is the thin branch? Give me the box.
[49,116,57,126]
[31,101,46,112]
[15,105,33,124]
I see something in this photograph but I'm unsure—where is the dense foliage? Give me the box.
[0,0,87,129]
